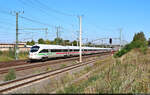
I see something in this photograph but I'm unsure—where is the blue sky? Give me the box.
[0,0,149,44]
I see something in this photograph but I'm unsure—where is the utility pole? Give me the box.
[56,26,61,45]
[76,31,79,46]
[16,12,18,60]
[45,28,48,40]
[78,15,83,63]
[120,28,122,49]
[14,11,23,60]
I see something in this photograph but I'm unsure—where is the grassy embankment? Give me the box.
[56,48,150,93]
[0,50,28,62]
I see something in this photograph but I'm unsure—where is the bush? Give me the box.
[114,32,148,58]
[114,48,127,58]
[0,51,3,56]
[8,48,15,59]
[4,69,16,81]
[140,46,147,54]
[18,51,28,59]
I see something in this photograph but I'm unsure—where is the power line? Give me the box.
[18,0,51,16]
[27,0,78,28]
[34,0,76,17]
[0,9,76,41]
[19,15,55,28]
[0,20,15,26]
[0,24,15,30]
[18,0,69,25]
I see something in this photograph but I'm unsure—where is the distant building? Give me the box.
[0,42,30,52]
[0,43,25,48]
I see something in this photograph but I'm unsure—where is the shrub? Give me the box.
[140,46,147,54]
[114,32,148,58]
[0,51,3,56]
[18,51,28,59]
[8,48,15,59]
[4,69,16,81]
[114,48,127,58]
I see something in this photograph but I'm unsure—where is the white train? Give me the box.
[29,44,112,61]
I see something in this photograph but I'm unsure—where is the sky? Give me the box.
[0,0,149,45]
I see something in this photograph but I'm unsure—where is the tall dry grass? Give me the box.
[57,49,150,94]
[0,50,28,62]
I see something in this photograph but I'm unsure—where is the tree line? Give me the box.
[114,31,150,57]
[26,38,78,46]
[26,38,113,47]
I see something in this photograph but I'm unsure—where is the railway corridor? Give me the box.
[0,54,111,94]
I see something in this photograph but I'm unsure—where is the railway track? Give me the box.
[0,54,109,94]
[0,51,113,69]
[0,60,26,68]
[0,52,111,75]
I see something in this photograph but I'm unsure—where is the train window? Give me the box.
[74,49,79,51]
[30,46,40,52]
[62,49,68,52]
[51,49,55,52]
[69,49,73,52]
[39,49,48,53]
[56,49,61,52]
[51,49,62,52]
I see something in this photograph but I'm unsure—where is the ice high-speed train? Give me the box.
[29,44,112,61]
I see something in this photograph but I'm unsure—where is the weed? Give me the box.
[60,64,67,68]
[84,66,91,72]
[115,59,121,65]
[4,69,16,81]
[0,50,28,62]
[72,61,76,65]
[0,51,2,55]
[46,67,51,71]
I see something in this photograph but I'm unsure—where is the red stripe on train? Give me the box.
[56,51,101,54]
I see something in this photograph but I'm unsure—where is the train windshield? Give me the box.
[30,46,40,52]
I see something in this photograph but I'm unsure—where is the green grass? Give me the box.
[0,50,28,62]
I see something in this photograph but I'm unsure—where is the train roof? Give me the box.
[33,44,112,50]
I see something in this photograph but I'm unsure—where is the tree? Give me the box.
[38,38,45,44]
[148,38,150,46]
[26,40,35,46]
[63,40,71,46]
[30,40,35,45]
[71,40,77,46]
[26,41,31,45]
[133,31,146,42]
[132,31,147,48]
[114,31,148,58]
[45,40,51,44]
[54,38,63,45]
[87,42,92,47]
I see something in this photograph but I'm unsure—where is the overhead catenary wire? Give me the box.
[0,8,55,29]
[0,3,79,42]
[34,0,76,17]
[18,0,71,26]
[27,0,78,31]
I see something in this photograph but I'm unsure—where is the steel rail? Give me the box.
[0,52,110,74]
[0,56,108,94]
